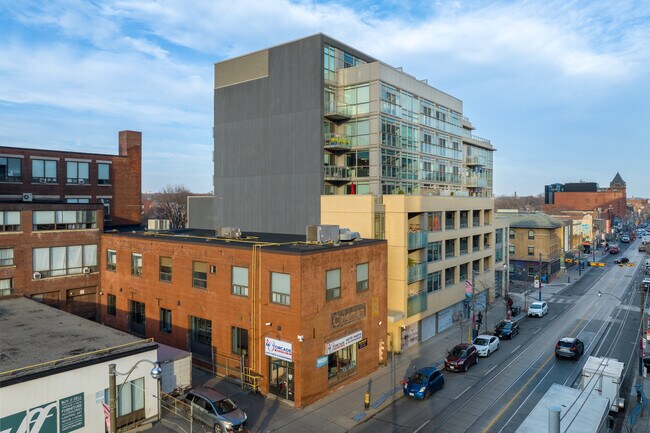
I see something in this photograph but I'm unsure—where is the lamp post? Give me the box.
[108,360,162,433]
[538,253,543,302]
[504,264,511,320]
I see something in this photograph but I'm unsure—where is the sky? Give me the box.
[1,0,649,197]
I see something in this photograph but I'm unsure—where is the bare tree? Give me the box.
[146,184,190,229]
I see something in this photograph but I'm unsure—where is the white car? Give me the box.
[642,277,650,290]
[473,334,500,357]
[528,301,548,317]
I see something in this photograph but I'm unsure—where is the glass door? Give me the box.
[268,358,294,401]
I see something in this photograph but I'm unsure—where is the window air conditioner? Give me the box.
[33,272,42,279]
[82,267,91,274]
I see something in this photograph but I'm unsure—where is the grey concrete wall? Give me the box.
[214,34,325,234]
[187,196,217,230]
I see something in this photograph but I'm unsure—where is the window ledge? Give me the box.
[31,182,59,185]
[0,231,23,235]
[97,184,112,187]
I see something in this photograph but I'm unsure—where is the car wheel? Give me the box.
[487,349,491,357]
[441,380,445,390]
[464,363,469,372]
[475,356,479,365]
[425,389,431,399]
[214,423,224,433]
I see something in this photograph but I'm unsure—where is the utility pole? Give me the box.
[538,253,543,301]
[578,244,582,276]
[471,270,476,342]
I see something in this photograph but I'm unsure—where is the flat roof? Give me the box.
[104,227,385,254]
[0,297,156,385]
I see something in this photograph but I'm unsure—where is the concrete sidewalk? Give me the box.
[143,265,591,433]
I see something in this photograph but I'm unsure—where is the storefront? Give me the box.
[265,337,294,401]
[400,322,419,350]
[326,331,362,386]
[437,300,466,333]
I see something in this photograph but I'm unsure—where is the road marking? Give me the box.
[455,386,471,400]
[414,420,430,433]
[549,315,557,321]
[533,328,540,335]
[511,345,521,354]
[485,366,497,376]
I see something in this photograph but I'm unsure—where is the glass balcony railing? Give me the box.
[324,134,352,151]
[407,261,427,283]
[323,166,351,181]
[464,177,489,188]
[408,231,428,250]
[407,291,428,317]
[324,103,352,121]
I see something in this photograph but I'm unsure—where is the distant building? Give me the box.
[544,173,627,218]
[0,297,159,432]
[98,228,387,408]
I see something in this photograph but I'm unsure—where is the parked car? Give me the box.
[642,277,650,290]
[555,337,584,359]
[494,320,519,339]
[403,367,444,399]
[445,343,479,372]
[609,245,620,254]
[614,257,630,265]
[473,335,500,357]
[528,301,548,318]
[644,356,650,373]
[184,386,248,433]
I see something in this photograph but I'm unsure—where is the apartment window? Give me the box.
[445,239,456,258]
[33,244,97,277]
[473,210,481,227]
[232,266,248,296]
[427,241,442,262]
[107,294,116,316]
[231,327,249,355]
[356,263,369,291]
[427,271,442,293]
[159,257,172,282]
[528,246,535,256]
[0,278,13,296]
[160,308,172,333]
[0,248,14,266]
[66,161,89,184]
[107,249,117,271]
[0,157,22,182]
[326,269,341,301]
[459,211,468,228]
[445,211,456,230]
[459,263,468,281]
[192,261,208,289]
[509,245,515,255]
[189,316,212,358]
[0,211,20,232]
[509,230,515,239]
[271,272,290,305]
[131,253,143,276]
[32,159,57,183]
[427,211,442,231]
[445,267,455,287]
[33,210,97,230]
[528,230,535,240]
[104,378,144,418]
[98,163,111,185]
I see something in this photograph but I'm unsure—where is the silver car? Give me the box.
[184,386,247,433]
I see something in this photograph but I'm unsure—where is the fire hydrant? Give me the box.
[364,391,370,410]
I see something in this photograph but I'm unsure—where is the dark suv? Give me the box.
[184,386,247,432]
[494,320,519,339]
[445,343,479,372]
[555,337,584,359]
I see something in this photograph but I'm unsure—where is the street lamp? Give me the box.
[108,360,162,433]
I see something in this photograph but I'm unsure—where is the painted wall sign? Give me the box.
[371,297,379,317]
[0,392,85,433]
[265,337,293,362]
[59,393,84,433]
[331,303,366,328]
[316,355,328,368]
[326,330,363,354]
[357,338,368,349]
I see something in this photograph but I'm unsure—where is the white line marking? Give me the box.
[533,328,541,335]
[485,365,497,376]
[414,420,430,433]
[511,345,521,354]
[455,386,471,400]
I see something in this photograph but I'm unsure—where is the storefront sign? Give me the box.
[357,338,368,349]
[316,355,328,368]
[59,393,84,433]
[326,330,363,354]
[331,303,366,328]
[265,337,293,362]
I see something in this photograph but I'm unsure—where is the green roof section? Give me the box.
[501,212,563,229]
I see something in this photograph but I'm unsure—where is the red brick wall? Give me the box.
[112,131,142,226]
[98,233,387,407]
[550,190,626,217]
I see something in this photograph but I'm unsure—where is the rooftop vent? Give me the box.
[339,227,360,242]
[306,225,340,243]
[217,226,241,239]
[147,219,170,231]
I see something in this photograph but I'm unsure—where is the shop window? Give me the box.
[159,256,172,282]
[160,308,172,333]
[328,345,357,386]
[271,272,290,305]
[326,269,341,300]
[231,327,248,355]
[356,263,369,291]
[192,261,208,289]
[107,294,116,316]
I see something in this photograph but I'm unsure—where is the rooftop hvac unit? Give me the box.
[339,228,360,242]
[22,193,33,202]
[217,227,241,239]
[147,219,170,231]
[306,225,340,243]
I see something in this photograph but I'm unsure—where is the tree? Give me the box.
[146,184,190,229]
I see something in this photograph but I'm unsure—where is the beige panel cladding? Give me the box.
[321,195,376,238]
[338,62,463,113]
[214,50,269,89]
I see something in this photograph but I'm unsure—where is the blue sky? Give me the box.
[1,0,649,197]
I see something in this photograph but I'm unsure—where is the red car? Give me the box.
[445,343,479,372]
[609,245,620,254]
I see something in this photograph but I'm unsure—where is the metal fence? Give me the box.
[159,392,192,433]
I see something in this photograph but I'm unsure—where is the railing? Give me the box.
[407,261,427,283]
[408,231,428,250]
[323,165,351,180]
[464,177,488,188]
[324,102,353,120]
[462,130,491,144]
[324,133,352,151]
[464,155,485,166]
[407,291,428,317]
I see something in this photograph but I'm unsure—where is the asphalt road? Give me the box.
[350,240,646,433]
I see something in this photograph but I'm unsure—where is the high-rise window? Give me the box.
[66,161,89,184]
[0,157,22,182]
[32,159,57,183]
[33,245,97,277]
[33,210,97,230]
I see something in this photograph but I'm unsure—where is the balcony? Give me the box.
[323,166,351,183]
[407,261,427,284]
[462,130,492,146]
[464,177,488,188]
[407,291,428,317]
[464,155,486,166]
[324,134,352,152]
[324,103,352,122]
[408,231,427,250]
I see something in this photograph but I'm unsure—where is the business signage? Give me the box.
[331,303,366,328]
[265,337,293,362]
[326,330,363,354]
[357,338,368,349]
[316,355,328,368]
[0,392,85,433]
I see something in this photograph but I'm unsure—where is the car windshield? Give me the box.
[474,338,489,346]
[559,341,575,348]
[409,372,427,384]
[500,322,512,330]
[450,347,467,357]
[213,398,238,415]
[530,304,541,309]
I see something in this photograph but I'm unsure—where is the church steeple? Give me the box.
[610,172,626,188]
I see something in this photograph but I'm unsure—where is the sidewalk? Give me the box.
[624,370,650,431]
[143,264,592,433]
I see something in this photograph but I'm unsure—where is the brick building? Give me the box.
[98,228,387,408]
[0,131,142,319]
[544,173,627,219]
